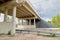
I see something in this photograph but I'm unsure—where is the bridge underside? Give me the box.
[0,0,40,35]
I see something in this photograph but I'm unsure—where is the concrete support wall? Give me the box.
[17,19,36,30]
[0,7,16,35]
[0,22,13,34]
[16,25,35,30]
[23,25,35,30]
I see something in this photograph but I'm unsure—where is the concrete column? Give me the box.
[12,7,16,34]
[18,19,20,25]
[25,20,28,25]
[0,13,1,16]
[21,19,23,25]
[4,9,8,22]
[29,19,31,25]
[34,19,36,28]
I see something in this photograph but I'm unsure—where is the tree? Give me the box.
[51,14,60,28]
[48,21,51,23]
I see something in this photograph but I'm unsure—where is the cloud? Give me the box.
[39,0,56,10]
[29,0,60,19]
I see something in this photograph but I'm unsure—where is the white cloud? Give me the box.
[29,0,60,19]
[29,0,57,15]
[39,0,56,11]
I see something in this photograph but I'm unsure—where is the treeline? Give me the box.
[48,14,60,28]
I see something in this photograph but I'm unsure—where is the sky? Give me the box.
[0,0,60,22]
[29,0,60,21]
[0,14,4,22]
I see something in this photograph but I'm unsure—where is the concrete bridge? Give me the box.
[0,0,56,35]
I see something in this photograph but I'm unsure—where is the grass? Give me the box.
[37,33,56,37]
[44,34,56,37]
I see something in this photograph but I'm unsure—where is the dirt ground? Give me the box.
[0,33,60,40]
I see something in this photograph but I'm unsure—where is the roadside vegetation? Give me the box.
[48,14,60,28]
[45,34,56,37]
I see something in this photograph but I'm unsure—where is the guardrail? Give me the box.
[16,29,60,37]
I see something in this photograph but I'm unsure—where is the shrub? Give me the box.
[46,34,56,37]
[51,34,56,37]
[8,31,11,35]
